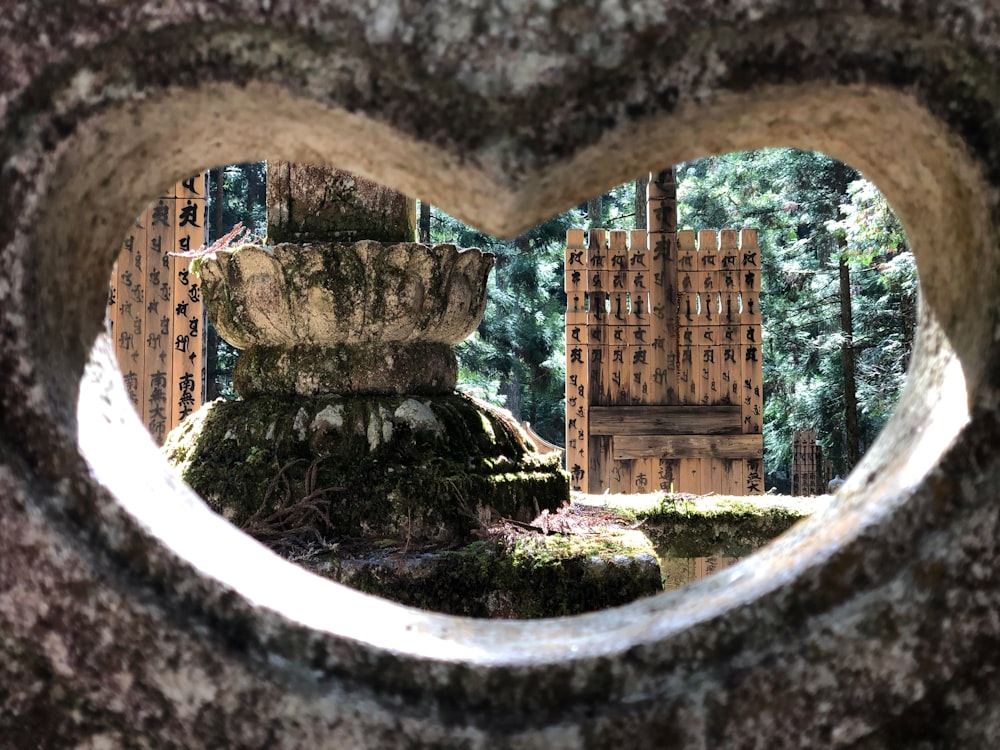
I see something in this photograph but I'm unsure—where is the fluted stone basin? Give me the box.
[198,240,494,396]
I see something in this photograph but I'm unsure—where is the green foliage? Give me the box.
[202,154,913,489]
[208,162,267,241]
[434,208,578,445]
[677,149,915,486]
[204,163,267,399]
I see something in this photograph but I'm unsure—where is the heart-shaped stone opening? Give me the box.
[6,10,1000,743]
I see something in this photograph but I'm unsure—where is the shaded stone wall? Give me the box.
[3,2,1000,747]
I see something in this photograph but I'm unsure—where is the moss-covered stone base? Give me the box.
[308,529,662,618]
[164,392,569,546]
[585,492,828,589]
[595,492,827,558]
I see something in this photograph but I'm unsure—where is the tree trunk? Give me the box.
[206,322,220,401]
[243,163,258,213]
[213,168,225,242]
[900,288,917,372]
[839,252,860,471]
[634,176,647,231]
[419,200,431,243]
[588,195,602,228]
[207,168,226,401]
[501,378,523,422]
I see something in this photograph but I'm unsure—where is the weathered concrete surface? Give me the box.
[3,1,1000,747]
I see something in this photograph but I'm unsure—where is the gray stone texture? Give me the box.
[199,242,492,348]
[198,239,493,395]
[3,1,1000,747]
[266,161,417,243]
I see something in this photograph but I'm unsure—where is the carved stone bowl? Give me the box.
[198,240,494,349]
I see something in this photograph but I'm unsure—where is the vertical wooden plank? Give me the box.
[609,457,633,494]
[739,228,763,494]
[808,431,818,495]
[107,260,119,370]
[724,458,745,495]
[791,431,798,496]
[589,437,613,494]
[608,230,630,408]
[689,231,715,494]
[626,230,656,493]
[657,457,678,494]
[176,173,207,408]
[143,191,174,444]
[709,457,726,496]
[696,229,720,406]
[125,212,148,417]
[170,176,206,431]
[632,458,656,494]
[587,291,611,494]
[745,458,764,495]
[565,304,589,493]
[648,169,678,406]
[676,230,698,411]
[587,229,610,300]
[565,229,588,302]
[565,228,590,493]
[112,225,139,410]
[586,230,611,493]
[717,229,740,410]
[587,229,610,405]
[625,229,649,412]
[629,229,658,406]
[739,228,763,438]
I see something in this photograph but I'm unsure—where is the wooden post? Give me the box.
[143,184,175,445]
[170,175,206,433]
[626,228,656,492]
[677,230,698,408]
[108,174,206,444]
[739,229,763,494]
[718,229,744,493]
[565,229,589,492]
[587,229,612,493]
[648,168,678,405]
[117,212,147,417]
[608,229,630,408]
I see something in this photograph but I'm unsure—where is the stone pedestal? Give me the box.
[164,392,569,547]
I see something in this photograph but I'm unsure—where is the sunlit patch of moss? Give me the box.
[581,491,829,558]
[313,529,662,618]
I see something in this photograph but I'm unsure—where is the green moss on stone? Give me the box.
[320,529,661,618]
[590,492,826,558]
[164,393,568,545]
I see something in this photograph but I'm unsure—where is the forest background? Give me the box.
[205,150,915,493]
